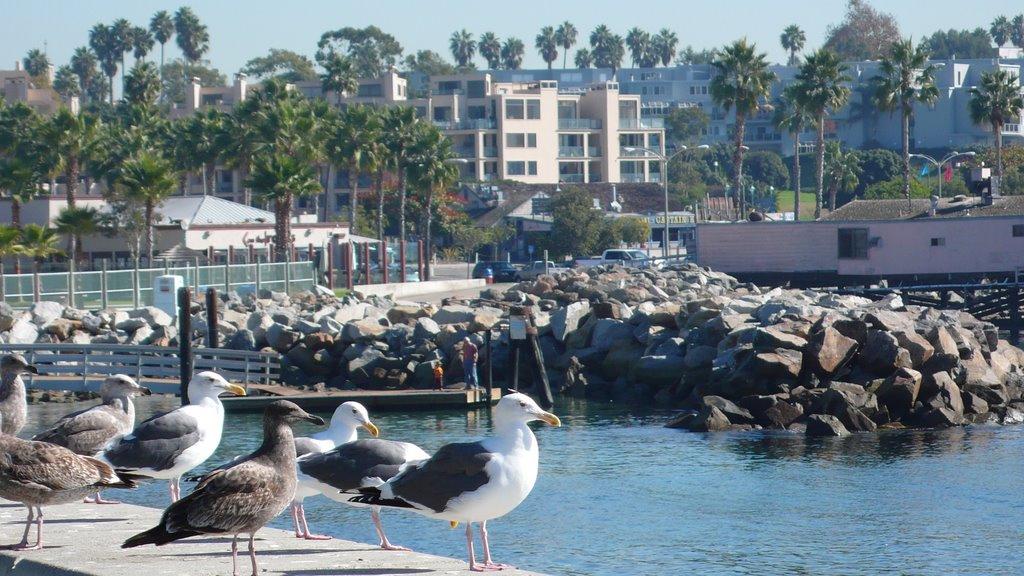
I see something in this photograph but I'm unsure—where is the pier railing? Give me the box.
[0,343,280,393]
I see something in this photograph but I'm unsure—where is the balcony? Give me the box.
[559,174,585,183]
[620,118,665,130]
[454,147,477,158]
[621,173,646,183]
[482,146,498,158]
[588,147,602,157]
[434,119,497,130]
[558,118,602,130]
[620,147,653,158]
[559,146,585,158]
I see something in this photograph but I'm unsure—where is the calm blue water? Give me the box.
[23,397,1024,576]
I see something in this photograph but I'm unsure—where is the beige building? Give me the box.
[173,71,666,217]
[0,63,66,115]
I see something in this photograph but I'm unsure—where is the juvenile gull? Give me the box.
[0,354,37,436]
[33,374,151,504]
[297,408,429,550]
[0,413,136,550]
[100,371,246,502]
[122,400,325,576]
[352,393,560,571]
[289,401,381,540]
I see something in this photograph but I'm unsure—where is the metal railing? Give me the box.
[559,174,585,183]
[482,146,499,157]
[621,173,646,183]
[588,146,603,157]
[620,118,665,130]
[559,146,585,157]
[558,118,602,130]
[0,342,280,391]
[0,261,317,310]
[435,119,497,130]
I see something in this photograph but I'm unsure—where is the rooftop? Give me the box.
[156,195,275,227]
[821,196,1024,221]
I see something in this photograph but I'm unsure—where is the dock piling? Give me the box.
[178,286,193,406]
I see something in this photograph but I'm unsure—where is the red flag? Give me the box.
[943,163,953,183]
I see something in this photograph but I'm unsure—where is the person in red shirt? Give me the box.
[461,337,479,390]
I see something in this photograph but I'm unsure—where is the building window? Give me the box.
[506,99,525,119]
[467,80,486,98]
[1014,224,1024,237]
[357,84,382,97]
[526,99,541,119]
[930,237,945,246]
[558,101,577,119]
[838,228,869,259]
[468,105,487,119]
[507,161,526,175]
[505,133,536,147]
[528,161,537,176]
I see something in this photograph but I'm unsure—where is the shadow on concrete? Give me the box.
[171,548,343,557]
[40,518,124,524]
[279,570,434,575]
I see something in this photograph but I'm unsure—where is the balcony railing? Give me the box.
[558,118,602,130]
[588,147,602,157]
[482,146,498,157]
[621,173,646,183]
[559,174,585,183]
[455,147,477,158]
[559,146,585,158]
[434,119,497,130]
[620,147,652,158]
[620,118,665,130]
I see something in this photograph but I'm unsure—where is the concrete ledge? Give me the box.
[0,501,543,575]
[355,278,487,300]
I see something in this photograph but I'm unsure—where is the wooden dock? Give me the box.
[222,386,503,412]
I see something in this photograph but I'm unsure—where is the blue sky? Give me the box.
[1,0,1022,76]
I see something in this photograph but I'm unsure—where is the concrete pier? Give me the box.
[0,502,543,576]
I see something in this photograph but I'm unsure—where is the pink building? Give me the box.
[696,197,1024,285]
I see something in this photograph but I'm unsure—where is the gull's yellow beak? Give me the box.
[362,421,380,437]
[537,411,562,427]
[450,521,459,528]
[225,384,247,397]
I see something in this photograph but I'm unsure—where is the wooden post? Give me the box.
[362,242,371,285]
[100,259,108,309]
[67,257,75,308]
[163,258,170,275]
[307,243,314,262]
[381,241,389,284]
[527,316,554,409]
[247,243,255,264]
[192,256,200,295]
[228,245,235,265]
[344,242,353,291]
[326,242,335,290]
[206,246,214,264]
[33,268,40,302]
[418,240,425,282]
[268,243,275,262]
[177,286,193,406]
[205,287,219,348]
[399,241,407,283]
[132,259,140,308]
[485,328,493,403]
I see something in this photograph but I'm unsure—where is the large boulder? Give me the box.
[858,330,911,375]
[386,304,430,325]
[920,371,964,416]
[683,345,717,370]
[687,405,731,432]
[30,301,64,327]
[806,414,850,437]
[7,318,39,344]
[630,355,686,388]
[341,319,387,343]
[761,398,804,428]
[893,329,934,368]
[432,305,477,325]
[128,306,173,327]
[551,301,590,342]
[591,319,635,352]
[804,326,858,376]
[265,323,300,353]
[702,395,754,424]
[925,326,960,371]
[750,326,807,351]
[876,367,922,421]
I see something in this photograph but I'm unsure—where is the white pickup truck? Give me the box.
[516,260,571,280]
[574,249,659,269]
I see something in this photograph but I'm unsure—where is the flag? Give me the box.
[919,164,931,177]
[943,163,953,183]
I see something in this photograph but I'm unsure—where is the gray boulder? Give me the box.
[702,395,754,424]
[7,318,39,344]
[128,306,173,328]
[29,301,64,327]
[432,305,477,325]
[804,326,858,376]
[806,414,850,437]
[551,301,590,342]
[688,405,731,432]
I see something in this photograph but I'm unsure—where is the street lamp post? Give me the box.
[624,144,709,258]
[909,151,976,198]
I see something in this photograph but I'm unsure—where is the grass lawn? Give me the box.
[775,190,819,221]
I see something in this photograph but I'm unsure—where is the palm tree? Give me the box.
[501,38,525,70]
[710,39,776,219]
[70,47,101,104]
[174,7,210,64]
[112,18,134,94]
[115,152,177,263]
[479,33,502,69]
[774,86,813,220]
[408,125,458,281]
[575,49,594,69]
[53,66,81,101]
[186,109,227,195]
[247,154,321,261]
[449,29,476,68]
[150,10,174,103]
[780,25,806,65]
[991,16,1013,47]
[594,33,625,77]
[653,29,678,66]
[124,61,161,106]
[590,25,613,52]
[380,107,420,261]
[89,24,119,103]
[54,206,99,263]
[536,27,559,70]
[824,142,861,211]
[320,53,358,108]
[0,158,37,228]
[18,224,62,276]
[792,48,850,219]
[131,26,154,62]
[969,69,1024,182]
[330,105,379,232]
[873,38,939,207]
[555,22,578,69]
[22,49,51,85]
[625,28,650,68]
[1013,15,1024,48]
[41,108,99,208]
[0,225,24,281]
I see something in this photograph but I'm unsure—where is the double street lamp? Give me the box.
[909,151,976,198]
[623,144,710,258]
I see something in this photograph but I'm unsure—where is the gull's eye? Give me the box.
[352,409,358,414]
[519,402,527,407]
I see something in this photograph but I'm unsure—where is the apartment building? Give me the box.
[0,63,66,115]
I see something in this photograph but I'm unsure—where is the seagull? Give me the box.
[0,413,136,550]
[32,374,151,504]
[351,392,561,572]
[99,371,246,502]
[122,400,324,576]
[297,419,429,550]
[0,354,37,436]
[289,401,382,540]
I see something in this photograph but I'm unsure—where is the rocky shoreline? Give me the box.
[2,263,1023,436]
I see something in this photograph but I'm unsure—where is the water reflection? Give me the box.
[19,396,1024,576]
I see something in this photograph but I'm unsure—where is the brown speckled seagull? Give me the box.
[0,354,37,436]
[33,374,151,504]
[122,400,325,576]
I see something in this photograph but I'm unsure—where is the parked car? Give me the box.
[575,249,659,269]
[516,260,571,281]
[472,261,519,282]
